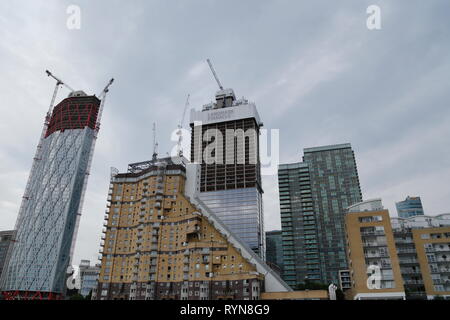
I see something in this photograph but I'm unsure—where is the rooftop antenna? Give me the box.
[206,59,224,90]
[152,122,158,161]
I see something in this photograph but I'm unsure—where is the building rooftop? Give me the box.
[278,162,309,170]
[304,143,352,153]
[347,199,384,213]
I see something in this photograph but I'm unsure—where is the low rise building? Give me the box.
[391,214,450,299]
[344,199,405,300]
[79,260,100,297]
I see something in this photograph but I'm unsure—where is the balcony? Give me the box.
[364,253,388,258]
[399,259,418,265]
[186,224,201,235]
[397,249,416,254]
[404,279,423,285]
[361,231,385,236]
[363,242,387,247]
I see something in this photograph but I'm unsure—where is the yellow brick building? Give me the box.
[344,199,405,300]
[95,157,290,300]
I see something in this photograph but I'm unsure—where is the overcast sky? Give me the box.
[1,0,449,266]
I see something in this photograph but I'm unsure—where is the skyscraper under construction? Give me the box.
[0,73,113,300]
[190,88,265,259]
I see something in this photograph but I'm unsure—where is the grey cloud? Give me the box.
[0,0,449,265]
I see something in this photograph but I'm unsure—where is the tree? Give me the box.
[69,293,85,300]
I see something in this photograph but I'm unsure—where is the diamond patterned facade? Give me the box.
[0,93,101,297]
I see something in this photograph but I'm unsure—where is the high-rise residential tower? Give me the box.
[190,88,265,258]
[0,79,112,299]
[278,143,362,288]
[396,196,425,219]
[278,162,317,288]
[95,156,289,300]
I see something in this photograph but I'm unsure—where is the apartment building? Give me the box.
[344,199,405,300]
[392,214,450,299]
[96,156,289,300]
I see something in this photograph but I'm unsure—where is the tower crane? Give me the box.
[176,94,190,157]
[45,70,75,93]
[206,59,224,90]
[152,122,158,161]
[15,70,74,230]
[95,78,114,131]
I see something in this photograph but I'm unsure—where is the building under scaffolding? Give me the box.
[0,74,113,300]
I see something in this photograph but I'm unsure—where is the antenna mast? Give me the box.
[152,122,158,161]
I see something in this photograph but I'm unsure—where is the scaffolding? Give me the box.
[0,73,113,300]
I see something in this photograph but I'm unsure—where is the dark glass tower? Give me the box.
[278,143,362,288]
[265,230,284,275]
[278,162,318,288]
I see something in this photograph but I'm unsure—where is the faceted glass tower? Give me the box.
[190,88,265,258]
[395,196,425,219]
[278,144,362,288]
[0,91,102,298]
